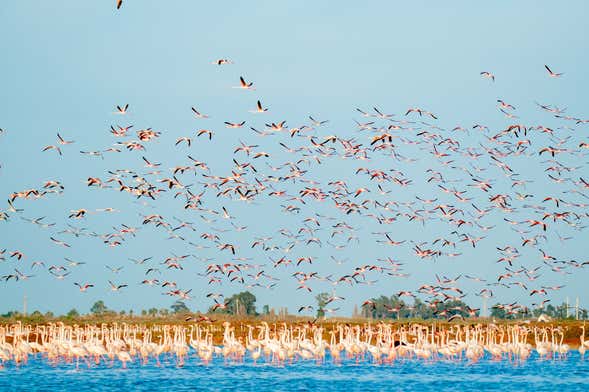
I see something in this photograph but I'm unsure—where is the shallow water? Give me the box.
[1,353,587,391]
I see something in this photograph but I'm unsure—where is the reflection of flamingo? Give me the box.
[117,350,132,369]
[71,345,89,369]
[0,348,9,367]
[251,346,262,363]
[580,324,587,360]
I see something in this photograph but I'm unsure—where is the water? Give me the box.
[1,353,587,391]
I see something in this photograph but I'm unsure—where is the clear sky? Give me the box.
[1,1,588,316]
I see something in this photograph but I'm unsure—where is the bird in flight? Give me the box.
[57,133,74,145]
[213,59,233,65]
[74,282,94,292]
[191,107,210,119]
[544,64,563,78]
[42,145,62,156]
[233,76,254,90]
[480,71,495,82]
[108,280,128,291]
[115,104,129,114]
[250,100,268,113]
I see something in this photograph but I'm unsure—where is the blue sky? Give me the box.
[1,1,588,316]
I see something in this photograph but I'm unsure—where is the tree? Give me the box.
[361,295,404,319]
[209,291,257,315]
[490,304,509,319]
[171,300,190,314]
[413,298,434,319]
[316,292,329,318]
[262,305,270,315]
[360,295,478,320]
[229,291,257,315]
[90,300,108,315]
[1,310,20,318]
[434,299,473,319]
[66,308,80,318]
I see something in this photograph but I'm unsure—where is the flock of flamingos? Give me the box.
[1,321,588,368]
[2,6,589,374]
[1,59,586,317]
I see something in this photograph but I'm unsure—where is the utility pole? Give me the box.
[566,297,569,318]
[483,296,488,318]
[23,295,27,317]
[576,297,580,320]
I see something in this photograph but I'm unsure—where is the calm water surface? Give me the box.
[1,353,587,391]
